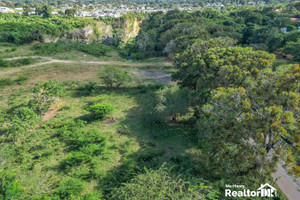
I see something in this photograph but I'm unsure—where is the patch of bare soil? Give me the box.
[101,117,118,125]
[42,101,64,121]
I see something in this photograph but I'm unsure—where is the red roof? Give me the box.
[290,18,298,22]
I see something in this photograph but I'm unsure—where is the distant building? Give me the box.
[0,7,11,13]
[281,28,287,33]
[274,8,282,12]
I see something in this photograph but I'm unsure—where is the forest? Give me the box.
[0,1,299,200]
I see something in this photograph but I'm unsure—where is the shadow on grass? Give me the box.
[88,85,214,198]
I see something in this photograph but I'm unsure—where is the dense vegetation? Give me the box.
[0,2,299,200]
[127,3,300,62]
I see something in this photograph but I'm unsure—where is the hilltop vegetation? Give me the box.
[0,3,299,200]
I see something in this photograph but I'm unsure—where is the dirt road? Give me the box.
[0,56,172,78]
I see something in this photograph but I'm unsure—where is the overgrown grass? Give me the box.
[32,41,113,57]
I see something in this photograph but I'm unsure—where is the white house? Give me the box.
[0,7,11,13]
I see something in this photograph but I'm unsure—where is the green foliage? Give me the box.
[75,43,112,56]
[32,42,72,55]
[57,178,85,199]
[0,58,36,68]
[88,103,115,119]
[65,9,77,17]
[0,14,92,44]
[280,38,300,62]
[41,5,52,18]
[111,165,219,200]
[173,46,275,104]
[0,78,14,89]
[32,41,112,56]
[6,107,39,143]
[32,79,65,114]
[99,66,131,88]
[0,59,10,68]
[142,85,190,124]
[0,171,23,200]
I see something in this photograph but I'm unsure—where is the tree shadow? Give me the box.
[94,85,212,197]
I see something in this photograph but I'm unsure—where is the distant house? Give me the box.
[281,27,287,33]
[274,8,282,12]
[0,7,11,13]
[290,18,299,22]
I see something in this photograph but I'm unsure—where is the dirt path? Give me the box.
[0,56,172,78]
[42,101,64,121]
[272,161,300,200]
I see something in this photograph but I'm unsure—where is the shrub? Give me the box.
[32,79,65,114]
[0,58,10,67]
[17,107,38,123]
[57,178,85,199]
[74,43,112,56]
[32,42,71,55]
[16,73,28,85]
[141,85,190,124]
[88,103,115,119]
[6,107,39,143]
[0,171,23,200]
[0,58,35,68]
[98,66,131,88]
[110,165,218,199]
[130,52,146,60]
[0,78,14,88]
[32,41,112,56]
[90,94,109,103]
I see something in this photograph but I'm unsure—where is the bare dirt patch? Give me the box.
[101,117,118,125]
[42,101,64,121]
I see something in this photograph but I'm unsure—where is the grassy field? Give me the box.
[0,44,201,199]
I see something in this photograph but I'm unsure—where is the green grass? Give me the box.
[0,45,199,199]
[0,44,34,59]
[0,43,290,199]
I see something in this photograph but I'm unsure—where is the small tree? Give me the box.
[23,4,31,16]
[88,103,115,119]
[41,5,52,18]
[65,9,76,17]
[32,80,65,114]
[143,85,190,124]
[98,66,131,88]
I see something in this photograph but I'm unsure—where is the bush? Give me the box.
[141,85,190,124]
[130,52,146,60]
[99,66,131,88]
[110,165,218,199]
[0,78,14,88]
[0,58,10,67]
[16,73,28,85]
[90,94,110,103]
[32,41,112,56]
[32,42,71,55]
[88,103,115,119]
[74,43,112,56]
[32,79,65,114]
[57,178,85,199]
[0,171,23,200]
[0,58,35,68]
